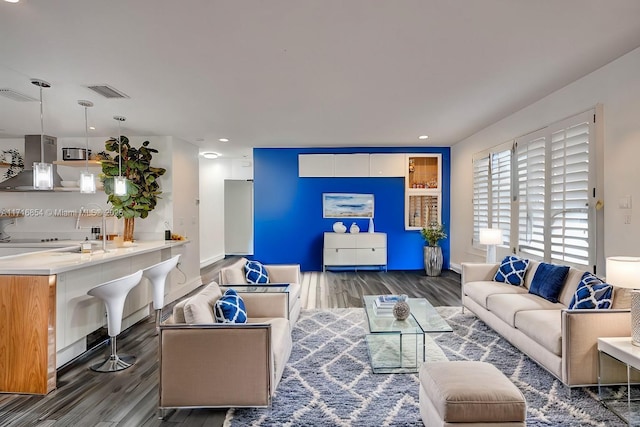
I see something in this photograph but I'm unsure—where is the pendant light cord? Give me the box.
[84,104,89,172]
[39,85,44,162]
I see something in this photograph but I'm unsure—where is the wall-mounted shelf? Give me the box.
[53,160,102,167]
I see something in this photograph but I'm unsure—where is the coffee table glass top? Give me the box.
[362,295,452,334]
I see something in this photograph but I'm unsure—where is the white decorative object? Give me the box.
[479,228,503,263]
[350,222,360,233]
[368,217,375,233]
[606,256,640,346]
[332,221,347,233]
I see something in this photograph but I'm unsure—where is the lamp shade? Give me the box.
[606,256,640,289]
[479,228,503,245]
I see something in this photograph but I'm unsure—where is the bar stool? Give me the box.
[143,254,181,330]
[87,270,144,372]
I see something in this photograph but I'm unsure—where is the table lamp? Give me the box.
[479,228,503,263]
[606,256,640,346]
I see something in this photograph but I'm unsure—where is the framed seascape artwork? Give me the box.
[323,193,374,218]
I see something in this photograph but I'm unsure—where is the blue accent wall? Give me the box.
[253,147,450,272]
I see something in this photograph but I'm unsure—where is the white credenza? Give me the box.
[323,232,387,271]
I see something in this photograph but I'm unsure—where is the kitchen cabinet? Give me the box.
[298,154,334,177]
[405,154,441,230]
[334,154,370,177]
[323,232,387,271]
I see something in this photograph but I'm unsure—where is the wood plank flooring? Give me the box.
[0,259,460,426]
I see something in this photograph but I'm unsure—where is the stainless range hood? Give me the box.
[0,135,63,191]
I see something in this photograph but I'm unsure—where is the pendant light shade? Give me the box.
[113,115,127,196]
[31,79,53,190]
[78,100,95,194]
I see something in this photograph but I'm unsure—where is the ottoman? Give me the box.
[419,361,526,426]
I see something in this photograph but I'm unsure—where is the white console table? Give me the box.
[323,232,387,271]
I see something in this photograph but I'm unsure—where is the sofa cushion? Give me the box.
[494,256,530,286]
[486,293,564,327]
[214,288,248,323]
[184,282,223,324]
[612,286,632,309]
[568,272,613,309]
[172,297,190,324]
[528,262,570,303]
[464,281,528,309]
[245,260,270,284]
[219,257,248,284]
[514,310,562,356]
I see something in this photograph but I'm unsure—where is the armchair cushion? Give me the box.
[183,282,222,324]
[245,260,269,283]
[214,288,248,323]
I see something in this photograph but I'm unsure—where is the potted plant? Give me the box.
[100,136,166,241]
[420,222,447,276]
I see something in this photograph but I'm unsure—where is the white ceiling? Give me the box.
[1,0,640,158]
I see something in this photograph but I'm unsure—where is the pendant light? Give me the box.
[78,100,95,194]
[113,115,127,196]
[31,79,53,190]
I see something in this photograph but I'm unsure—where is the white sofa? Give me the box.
[219,257,302,326]
[158,281,293,414]
[462,260,632,387]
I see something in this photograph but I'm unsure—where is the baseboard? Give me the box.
[200,253,225,269]
[449,262,461,274]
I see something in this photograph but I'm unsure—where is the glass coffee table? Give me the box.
[362,295,452,373]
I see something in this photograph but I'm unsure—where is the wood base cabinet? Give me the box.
[0,275,56,394]
[323,232,387,271]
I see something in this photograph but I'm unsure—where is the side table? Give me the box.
[597,337,640,424]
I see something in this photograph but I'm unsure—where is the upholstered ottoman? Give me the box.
[419,361,526,426]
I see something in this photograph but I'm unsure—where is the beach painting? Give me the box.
[323,193,374,218]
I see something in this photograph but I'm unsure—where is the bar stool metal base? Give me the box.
[90,336,136,372]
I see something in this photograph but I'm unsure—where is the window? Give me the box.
[472,142,512,247]
[473,109,597,269]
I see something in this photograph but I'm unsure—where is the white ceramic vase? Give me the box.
[350,222,360,233]
[333,221,347,233]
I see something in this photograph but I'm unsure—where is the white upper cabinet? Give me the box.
[334,154,370,177]
[298,154,334,177]
[369,153,405,177]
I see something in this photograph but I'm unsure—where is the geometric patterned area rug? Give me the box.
[224,307,624,427]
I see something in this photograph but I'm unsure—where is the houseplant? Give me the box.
[420,222,447,276]
[101,136,166,241]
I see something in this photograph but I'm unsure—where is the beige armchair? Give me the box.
[219,257,302,325]
[158,282,293,416]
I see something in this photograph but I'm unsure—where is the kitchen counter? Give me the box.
[0,240,188,275]
[0,239,191,394]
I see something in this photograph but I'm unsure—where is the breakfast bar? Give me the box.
[0,240,188,394]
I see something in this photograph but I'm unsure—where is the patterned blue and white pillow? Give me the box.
[214,288,247,323]
[245,260,269,284]
[494,256,530,286]
[568,272,613,309]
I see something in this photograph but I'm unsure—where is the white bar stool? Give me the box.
[143,254,181,330]
[87,270,144,372]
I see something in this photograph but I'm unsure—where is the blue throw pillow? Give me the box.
[245,260,269,284]
[214,289,247,323]
[494,256,530,286]
[569,272,613,309]
[528,262,570,303]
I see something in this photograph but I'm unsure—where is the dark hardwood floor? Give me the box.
[0,259,461,426]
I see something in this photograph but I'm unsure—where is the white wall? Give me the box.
[451,46,640,274]
[199,157,231,268]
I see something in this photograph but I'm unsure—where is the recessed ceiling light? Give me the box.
[418,135,429,140]
[4,0,20,3]
[201,152,219,159]
[89,126,95,130]
[218,138,229,142]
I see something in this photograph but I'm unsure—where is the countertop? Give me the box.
[0,240,188,275]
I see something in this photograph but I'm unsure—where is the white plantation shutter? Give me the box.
[472,155,489,244]
[472,143,512,248]
[514,110,594,267]
[517,132,546,259]
[491,150,511,245]
[549,116,591,266]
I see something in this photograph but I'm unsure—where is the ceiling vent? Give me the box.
[0,88,38,102]
[85,84,130,99]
